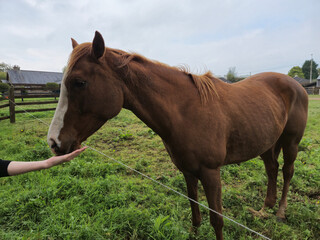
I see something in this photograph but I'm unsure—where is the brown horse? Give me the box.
[47,31,308,239]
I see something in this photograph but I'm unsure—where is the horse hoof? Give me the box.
[276,209,287,222]
[276,212,287,223]
[276,216,287,223]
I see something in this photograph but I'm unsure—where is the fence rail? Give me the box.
[15,94,59,99]
[0,84,59,123]
[0,115,10,121]
[0,103,10,109]
[15,100,58,106]
[305,87,320,95]
[15,108,57,114]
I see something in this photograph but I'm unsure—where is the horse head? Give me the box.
[47,31,124,155]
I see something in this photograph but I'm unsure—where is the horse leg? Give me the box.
[251,143,281,218]
[276,138,298,220]
[183,172,201,230]
[200,167,224,240]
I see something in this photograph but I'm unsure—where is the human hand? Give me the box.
[46,146,87,168]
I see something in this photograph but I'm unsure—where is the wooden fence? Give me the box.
[0,84,59,123]
[305,87,320,95]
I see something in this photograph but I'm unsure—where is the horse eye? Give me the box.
[73,79,87,88]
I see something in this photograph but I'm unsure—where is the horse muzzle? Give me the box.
[48,138,80,155]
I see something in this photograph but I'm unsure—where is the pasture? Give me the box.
[0,97,319,239]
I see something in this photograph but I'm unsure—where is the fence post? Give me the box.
[9,85,15,123]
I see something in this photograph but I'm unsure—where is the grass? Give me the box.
[309,94,320,98]
[0,98,319,239]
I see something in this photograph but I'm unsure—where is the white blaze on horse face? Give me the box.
[47,73,69,149]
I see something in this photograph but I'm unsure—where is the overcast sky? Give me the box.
[0,0,319,76]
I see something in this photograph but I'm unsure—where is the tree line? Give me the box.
[226,59,319,83]
[288,60,319,80]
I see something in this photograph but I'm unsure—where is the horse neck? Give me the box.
[120,62,199,138]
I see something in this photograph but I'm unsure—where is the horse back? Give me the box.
[229,72,308,118]
[219,72,308,165]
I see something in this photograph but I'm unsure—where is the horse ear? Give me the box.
[71,38,79,49]
[92,31,105,59]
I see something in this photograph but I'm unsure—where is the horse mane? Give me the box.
[114,50,219,103]
[65,43,92,76]
[67,43,219,104]
[186,70,220,103]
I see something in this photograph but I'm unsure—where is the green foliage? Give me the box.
[226,66,237,82]
[288,66,304,78]
[0,62,13,72]
[0,82,9,93]
[0,71,7,80]
[150,215,176,240]
[0,100,319,239]
[112,129,134,142]
[0,63,20,72]
[302,60,319,80]
[45,82,59,91]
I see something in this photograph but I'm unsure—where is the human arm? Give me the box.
[5,147,87,176]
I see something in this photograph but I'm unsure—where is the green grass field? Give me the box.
[0,98,319,239]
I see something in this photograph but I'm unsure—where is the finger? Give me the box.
[79,146,88,151]
[74,147,87,155]
[68,147,87,157]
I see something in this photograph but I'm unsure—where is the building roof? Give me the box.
[293,76,310,86]
[294,76,319,87]
[7,70,63,85]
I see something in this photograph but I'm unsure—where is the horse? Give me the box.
[47,31,308,239]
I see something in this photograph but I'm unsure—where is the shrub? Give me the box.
[45,82,59,91]
[0,82,9,93]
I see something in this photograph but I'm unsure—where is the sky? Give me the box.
[0,0,319,77]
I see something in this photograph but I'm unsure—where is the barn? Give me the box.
[6,69,63,86]
[293,76,320,94]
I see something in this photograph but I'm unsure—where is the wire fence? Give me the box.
[4,98,271,240]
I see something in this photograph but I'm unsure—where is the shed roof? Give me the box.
[293,76,310,86]
[7,70,63,85]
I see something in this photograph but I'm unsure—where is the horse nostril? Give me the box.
[50,139,62,155]
[49,138,59,150]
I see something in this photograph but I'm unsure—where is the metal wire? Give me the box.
[6,99,271,239]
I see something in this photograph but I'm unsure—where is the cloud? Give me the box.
[0,0,319,76]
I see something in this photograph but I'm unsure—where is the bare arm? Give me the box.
[7,147,87,176]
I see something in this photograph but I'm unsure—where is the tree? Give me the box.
[0,72,6,80]
[302,60,319,80]
[0,62,20,72]
[288,66,304,78]
[0,62,12,72]
[0,82,9,97]
[226,66,237,82]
